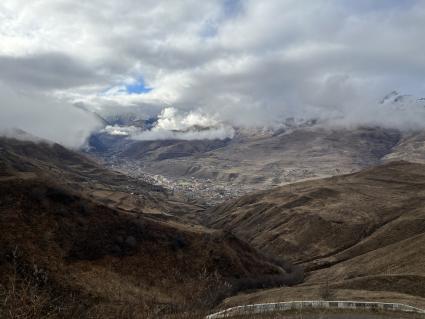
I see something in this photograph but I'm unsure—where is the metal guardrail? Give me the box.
[206,300,425,318]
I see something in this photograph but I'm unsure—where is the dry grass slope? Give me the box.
[205,161,425,308]
[0,137,301,318]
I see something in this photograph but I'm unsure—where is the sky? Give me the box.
[1,0,425,146]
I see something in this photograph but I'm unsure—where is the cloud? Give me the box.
[100,107,235,140]
[0,83,102,148]
[1,0,425,143]
[102,125,141,136]
[132,126,234,141]
[154,107,219,131]
[0,53,101,90]
[131,107,235,140]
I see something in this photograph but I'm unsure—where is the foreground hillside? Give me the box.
[0,137,299,318]
[205,161,425,308]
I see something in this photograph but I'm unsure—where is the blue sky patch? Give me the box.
[125,79,152,94]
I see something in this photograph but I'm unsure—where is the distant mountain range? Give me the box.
[86,92,425,203]
[88,123,425,200]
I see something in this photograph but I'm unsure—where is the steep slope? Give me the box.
[205,161,425,264]
[0,137,294,317]
[384,131,425,164]
[205,161,425,304]
[0,136,153,190]
[0,136,195,215]
[120,138,231,161]
[0,178,288,316]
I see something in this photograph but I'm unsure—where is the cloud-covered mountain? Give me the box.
[2,1,425,147]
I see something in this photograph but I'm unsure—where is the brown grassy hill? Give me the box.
[205,161,425,306]
[0,136,201,216]
[0,136,158,193]
[0,138,298,318]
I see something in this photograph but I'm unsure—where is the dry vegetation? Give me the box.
[0,178,300,318]
[2,138,425,318]
[0,253,294,319]
[203,161,425,311]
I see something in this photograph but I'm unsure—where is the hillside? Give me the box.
[384,131,425,164]
[3,137,425,316]
[122,126,401,184]
[93,125,404,204]
[128,126,400,183]
[0,136,198,216]
[205,161,425,308]
[0,137,297,318]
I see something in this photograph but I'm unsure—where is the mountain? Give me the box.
[86,92,425,205]
[132,126,401,184]
[383,131,425,164]
[0,136,299,317]
[380,90,425,110]
[3,133,425,315]
[0,135,175,214]
[204,161,425,308]
[90,125,403,204]
[119,138,231,161]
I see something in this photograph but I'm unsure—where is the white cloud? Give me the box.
[132,126,234,141]
[1,0,425,144]
[0,83,102,148]
[131,107,235,140]
[102,125,141,136]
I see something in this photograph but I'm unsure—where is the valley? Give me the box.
[90,123,419,206]
[2,134,425,318]
[103,155,250,205]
